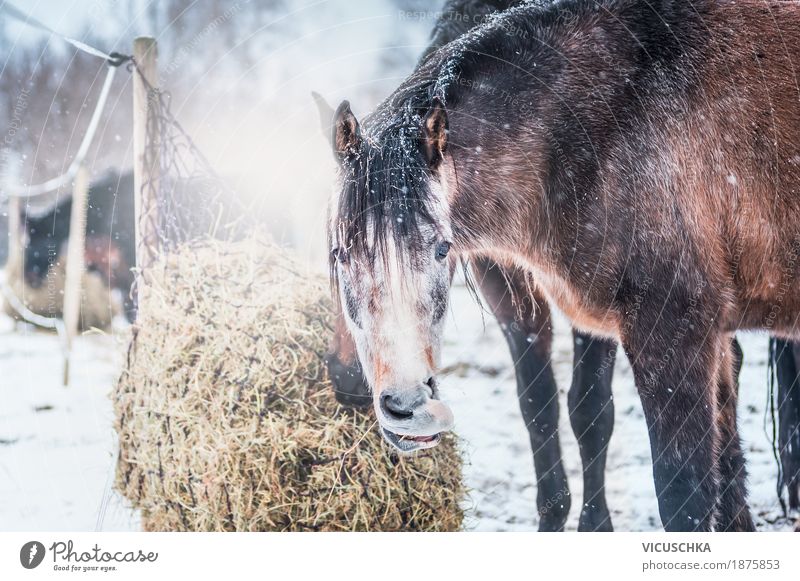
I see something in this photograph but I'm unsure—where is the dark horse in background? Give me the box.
[21,170,136,321]
[327,0,800,530]
[324,0,800,530]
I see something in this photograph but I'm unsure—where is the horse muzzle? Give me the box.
[325,353,372,408]
[376,381,454,453]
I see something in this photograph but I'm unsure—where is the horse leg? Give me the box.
[774,338,800,511]
[714,336,755,531]
[623,318,722,531]
[472,258,571,531]
[568,331,616,531]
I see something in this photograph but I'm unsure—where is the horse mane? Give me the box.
[331,107,437,275]
[418,0,523,65]
[329,0,607,279]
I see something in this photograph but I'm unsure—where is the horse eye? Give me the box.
[435,241,451,261]
[331,248,348,264]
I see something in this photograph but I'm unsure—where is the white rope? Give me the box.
[1,1,129,199]
[0,274,70,380]
[1,1,124,383]
[0,274,68,354]
[0,2,120,62]
[0,277,59,329]
[3,64,118,198]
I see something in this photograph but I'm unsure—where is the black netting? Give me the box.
[132,61,256,265]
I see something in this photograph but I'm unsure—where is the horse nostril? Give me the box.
[381,392,414,420]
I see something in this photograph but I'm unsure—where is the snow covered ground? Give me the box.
[442,286,797,532]
[0,314,138,531]
[3,0,795,534]
[0,285,796,532]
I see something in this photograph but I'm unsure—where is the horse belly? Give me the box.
[729,240,800,336]
[533,272,620,339]
[736,294,800,338]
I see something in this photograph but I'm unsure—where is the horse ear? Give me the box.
[332,100,361,160]
[311,91,335,141]
[421,97,448,168]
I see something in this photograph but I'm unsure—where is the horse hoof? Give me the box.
[537,518,567,532]
[578,507,613,532]
[537,496,570,532]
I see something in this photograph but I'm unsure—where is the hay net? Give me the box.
[133,63,256,269]
[114,238,463,531]
[118,65,465,532]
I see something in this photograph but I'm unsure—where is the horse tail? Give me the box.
[769,338,800,513]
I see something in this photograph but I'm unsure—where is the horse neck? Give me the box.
[440,0,706,264]
[444,141,545,264]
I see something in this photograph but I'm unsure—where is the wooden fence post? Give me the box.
[132,37,159,300]
[62,165,89,385]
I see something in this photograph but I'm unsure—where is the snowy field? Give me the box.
[0,285,797,532]
[442,286,797,532]
[3,0,797,535]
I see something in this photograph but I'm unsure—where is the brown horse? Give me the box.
[327,0,800,531]
[322,0,617,532]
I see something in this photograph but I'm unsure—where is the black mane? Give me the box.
[329,2,535,271]
[330,0,663,275]
[330,57,447,278]
[331,115,435,272]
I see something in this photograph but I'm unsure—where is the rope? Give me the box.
[131,61,253,258]
[1,1,131,199]
[0,2,130,64]
[4,65,119,198]
[0,273,68,353]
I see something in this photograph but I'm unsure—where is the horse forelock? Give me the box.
[330,115,443,284]
[329,0,584,288]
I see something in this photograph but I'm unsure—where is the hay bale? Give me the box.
[114,237,464,531]
[2,252,117,330]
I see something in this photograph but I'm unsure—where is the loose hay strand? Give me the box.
[114,236,464,531]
